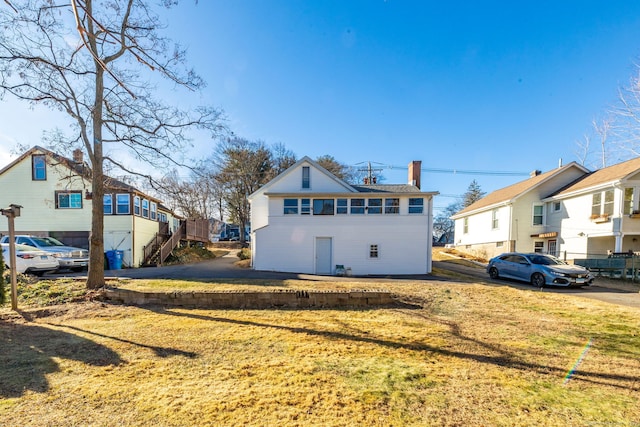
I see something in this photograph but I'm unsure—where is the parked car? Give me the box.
[0,235,89,271]
[1,243,59,276]
[487,252,594,288]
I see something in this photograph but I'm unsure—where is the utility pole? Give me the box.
[1,204,22,311]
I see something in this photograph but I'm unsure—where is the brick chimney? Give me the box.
[72,149,83,163]
[408,160,421,189]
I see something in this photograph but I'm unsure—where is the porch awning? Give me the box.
[530,232,558,238]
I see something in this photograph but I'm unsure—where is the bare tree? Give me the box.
[158,168,225,221]
[611,65,640,162]
[433,201,461,243]
[0,1,223,288]
[213,138,273,243]
[271,142,297,175]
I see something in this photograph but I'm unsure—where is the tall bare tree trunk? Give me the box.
[87,62,105,289]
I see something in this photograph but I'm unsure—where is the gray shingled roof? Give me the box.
[351,184,422,193]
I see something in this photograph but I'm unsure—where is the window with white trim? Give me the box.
[301,198,311,215]
[134,196,141,216]
[534,241,544,253]
[302,166,310,189]
[313,199,334,215]
[284,199,298,215]
[463,217,469,234]
[532,204,544,225]
[591,193,601,216]
[351,198,365,214]
[385,198,399,214]
[409,198,424,214]
[367,198,382,214]
[603,190,614,216]
[624,188,634,215]
[142,199,149,218]
[336,199,347,214]
[150,201,157,220]
[491,209,499,229]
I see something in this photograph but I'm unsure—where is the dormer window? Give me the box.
[302,166,310,189]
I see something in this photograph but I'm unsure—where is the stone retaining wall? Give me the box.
[103,288,394,309]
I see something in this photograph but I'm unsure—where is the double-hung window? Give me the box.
[409,198,424,214]
[532,204,544,225]
[301,199,311,215]
[463,217,469,234]
[150,201,157,220]
[104,194,113,214]
[142,199,149,218]
[336,199,348,214]
[385,198,399,214]
[491,209,499,229]
[134,196,141,216]
[624,188,634,215]
[284,199,298,215]
[603,190,614,216]
[368,198,382,214]
[350,198,365,214]
[116,194,130,214]
[591,193,602,216]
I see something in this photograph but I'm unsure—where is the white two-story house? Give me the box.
[450,162,589,259]
[452,156,640,261]
[543,156,640,258]
[248,157,438,275]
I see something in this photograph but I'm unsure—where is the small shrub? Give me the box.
[238,248,251,260]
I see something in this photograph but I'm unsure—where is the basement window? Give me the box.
[369,244,379,258]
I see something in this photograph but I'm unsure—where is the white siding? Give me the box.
[253,211,430,275]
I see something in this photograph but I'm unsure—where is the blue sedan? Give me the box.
[487,252,594,288]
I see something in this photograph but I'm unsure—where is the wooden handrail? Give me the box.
[158,222,185,266]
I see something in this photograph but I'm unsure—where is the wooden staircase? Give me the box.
[141,219,209,267]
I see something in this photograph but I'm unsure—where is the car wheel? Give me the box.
[531,273,545,288]
[489,267,499,279]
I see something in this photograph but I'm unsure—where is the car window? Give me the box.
[530,255,562,265]
[512,255,528,264]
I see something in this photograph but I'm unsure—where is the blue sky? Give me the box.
[2,1,640,213]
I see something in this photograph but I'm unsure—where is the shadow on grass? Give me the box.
[146,306,640,391]
[0,318,123,398]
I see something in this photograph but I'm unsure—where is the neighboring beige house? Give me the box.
[249,157,438,275]
[450,162,589,259]
[0,146,207,267]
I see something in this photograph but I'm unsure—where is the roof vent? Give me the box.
[530,169,541,177]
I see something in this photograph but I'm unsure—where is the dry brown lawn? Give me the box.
[1,278,639,426]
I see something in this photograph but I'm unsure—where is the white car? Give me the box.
[1,243,59,276]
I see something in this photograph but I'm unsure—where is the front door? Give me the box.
[548,240,557,257]
[315,237,332,275]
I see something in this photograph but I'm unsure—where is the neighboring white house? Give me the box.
[248,157,438,275]
[0,146,206,267]
[543,156,640,258]
[450,162,589,259]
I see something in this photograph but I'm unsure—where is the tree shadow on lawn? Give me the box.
[0,318,123,398]
[146,306,640,392]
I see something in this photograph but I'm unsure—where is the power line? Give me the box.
[381,164,529,176]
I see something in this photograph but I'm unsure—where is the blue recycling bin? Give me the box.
[106,250,123,270]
